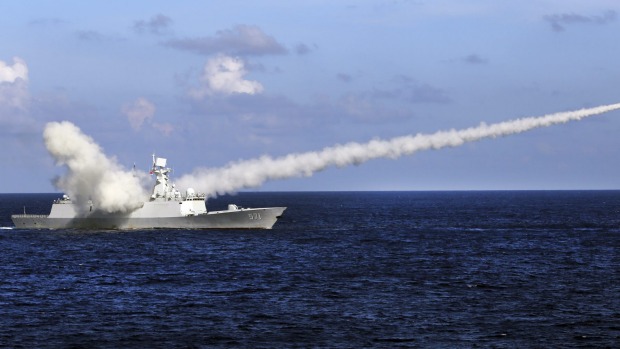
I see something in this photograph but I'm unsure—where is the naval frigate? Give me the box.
[11,156,286,230]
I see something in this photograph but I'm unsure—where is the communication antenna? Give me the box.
[149,153,155,175]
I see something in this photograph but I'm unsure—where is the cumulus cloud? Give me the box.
[133,14,173,35]
[0,57,28,83]
[190,55,264,98]
[122,97,156,130]
[0,57,29,110]
[544,10,617,32]
[164,24,287,56]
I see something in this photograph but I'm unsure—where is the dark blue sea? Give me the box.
[1,191,619,348]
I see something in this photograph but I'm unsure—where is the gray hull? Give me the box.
[12,207,286,230]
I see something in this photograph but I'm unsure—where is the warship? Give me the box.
[11,156,286,230]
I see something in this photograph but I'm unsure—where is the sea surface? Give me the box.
[0,191,619,348]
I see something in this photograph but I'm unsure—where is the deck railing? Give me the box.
[11,214,48,218]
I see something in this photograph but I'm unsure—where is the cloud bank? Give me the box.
[544,10,617,32]
[165,25,287,56]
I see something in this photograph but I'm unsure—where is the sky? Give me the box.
[1,0,620,193]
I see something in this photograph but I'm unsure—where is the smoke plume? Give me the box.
[177,103,620,197]
[44,121,149,214]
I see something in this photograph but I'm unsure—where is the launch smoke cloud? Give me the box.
[44,121,148,214]
[176,103,620,198]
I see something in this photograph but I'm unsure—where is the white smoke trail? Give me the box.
[177,103,620,197]
[44,121,149,214]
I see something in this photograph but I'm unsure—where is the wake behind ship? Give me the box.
[11,156,286,230]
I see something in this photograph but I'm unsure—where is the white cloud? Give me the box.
[122,97,156,130]
[0,57,28,83]
[190,55,264,98]
[0,57,29,110]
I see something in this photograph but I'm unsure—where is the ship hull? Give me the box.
[11,207,286,230]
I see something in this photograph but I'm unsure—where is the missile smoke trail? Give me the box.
[44,121,149,213]
[177,103,620,198]
[43,103,620,212]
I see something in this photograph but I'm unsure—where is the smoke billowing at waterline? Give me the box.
[176,103,620,198]
[44,121,149,213]
[45,103,620,212]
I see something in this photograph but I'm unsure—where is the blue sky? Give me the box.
[1,0,620,192]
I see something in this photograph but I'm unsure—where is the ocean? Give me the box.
[0,191,619,348]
